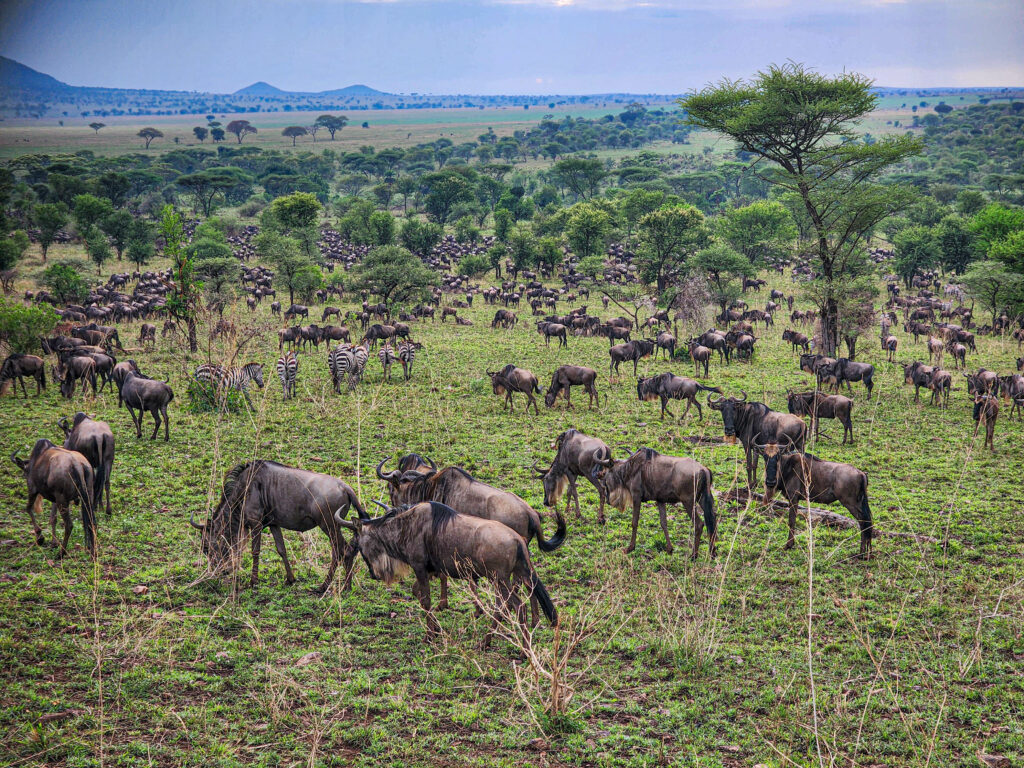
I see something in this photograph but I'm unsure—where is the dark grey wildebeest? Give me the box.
[590,447,716,559]
[609,339,655,377]
[487,364,542,415]
[544,365,599,409]
[11,439,95,557]
[190,460,368,593]
[58,412,115,516]
[786,390,855,444]
[636,372,722,421]
[118,371,174,441]
[0,353,46,396]
[708,392,807,489]
[534,429,611,522]
[335,501,557,646]
[759,443,873,558]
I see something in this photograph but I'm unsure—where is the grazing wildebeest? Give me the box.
[786,390,854,443]
[590,447,716,559]
[999,374,1024,420]
[687,340,711,378]
[609,339,655,377]
[487,364,542,415]
[190,460,368,593]
[491,309,517,329]
[283,304,309,321]
[334,501,557,645]
[799,354,836,377]
[534,429,611,522]
[601,323,631,344]
[696,329,730,363]
[537,321,568,348]
[782,329,810,353]
[54,357,98,399]
[375,457,565,622]
[139,323,156,348]
[0,353,46,397]
[322,306,342,323]
[118,371,174,441]
[11,439,95,557]
[946,340,967,370]
[708,391,807,488]
[636,372,721,421]
[544,365,599,409]
[58,412,115,517]
[822,358,875,396]
[758,443,873,558]
[972,395,998,450]
[881,335,898,363]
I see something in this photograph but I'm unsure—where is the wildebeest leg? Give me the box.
[269,525,296,585]
[660,397,672,420]
[657,502,674,555]
[690,500,703,560]
[49,501,60,549]
[127,405,142,437]
[528,393,538,416]
[413,570,439,640]
[785,499,798,550]
[250,528,262,586]
[58,504,73,557]
[315,523,342,594]
[149,407,161,440]
[18,376,28,397]
[680,397,693,421]
[26,494,45,545]
[570,477,582,519]
[162,406,170,442]
[625,500,642,553]
[438,575,449,611]
[596,486,607,525]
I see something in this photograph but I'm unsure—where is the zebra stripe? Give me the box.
[276,351,298,399]
[397,340,416,380]
[194,362,265,405]
[378,343,395,381]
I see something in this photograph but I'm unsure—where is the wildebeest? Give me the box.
[637,372,721,421]
[139,323,157,348]
[536,321,568,348]
[487,364,542,415]
[708,392,807,488]
[964,368,999,396]
[903,361,950,406]
[190,460,368,593]
[695,329,730,363]
[118,371,174,441]
[334,501,557,646]
[609,339,655,377]
[758,444,873,558]
[283,304,309,321]
[534,429,611,522]
[0,353,46,397]
[881,335,898,363]
[54,356,98,399]
[821,358,875,396]
[972,395,998,450]
[782,329,810,353]
[111,359,141,407]
[786,390,854,443]
[58,412,115,517]
[999,374,1024,420]
[590,447,716,559]
[687,340,711,378]
[11,439,95,556]
[491,309,517,329]
[544,365,599,409]
[655,331,676,360]
[927,336,944,365]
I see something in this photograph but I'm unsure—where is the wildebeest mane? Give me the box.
[429,501,459,535]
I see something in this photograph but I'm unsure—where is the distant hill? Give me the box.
[234,81,287,96]
[319,84,387,98]
[0,56,68,92]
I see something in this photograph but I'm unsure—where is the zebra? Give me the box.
[328,344,352,393]
[397,340,417,381]
[378,342,395,382]
[276,351,298,399]
[194,362,265,407]
[348,344,369,389]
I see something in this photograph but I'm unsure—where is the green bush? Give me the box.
[186,379,245,413]
[39,260,90,304]
[0,297,58,353]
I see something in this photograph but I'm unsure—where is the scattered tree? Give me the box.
[226,120,257,144]
[33,203,68,263]
[193,126,209,143]
[351,245,438,311]
[635,204,709,292]
[89,122,105,134]
[315,114,348,140]
[692,243,754,316]
[282,125,308,146]
[137,127,163,149]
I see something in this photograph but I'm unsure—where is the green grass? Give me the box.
[0,244,1021,767]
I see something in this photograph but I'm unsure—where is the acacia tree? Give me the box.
[282,126,308,146]
[315,114,348,140]
[682,63,923,355]
[717,200,798,266]
[552,157,607,200]
[692,243,754,317]
[33,202,68,263]
[89,122,105,134]
[226,120,257,144]
[161,206,201,352]
[193,126,209,143]
[634,204,709,292]
[137,127,163,149]
[352,245,438,312]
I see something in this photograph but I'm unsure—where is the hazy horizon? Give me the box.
[1,0,1022,95]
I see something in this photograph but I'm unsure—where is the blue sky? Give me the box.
[1,0,1021,94]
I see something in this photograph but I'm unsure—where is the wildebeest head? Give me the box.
[588,447,650,512]
[376,454,436,503]
[533,459,569,508]
[334,501,414,584]
[706,391,747,443]
[753,435,798,488]
[786,390,813,416]
[189,462,251,566]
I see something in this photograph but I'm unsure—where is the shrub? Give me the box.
[0,297,58,353]
[39,260,89,304]
[186,379,245,413]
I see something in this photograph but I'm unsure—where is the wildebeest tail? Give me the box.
[694,383,722,394]
[351,490,370,520]
[858,474,872,542]
[532,508,566,552]
[72,462,96,555]
[700,468,716,541]
[517,541,557,625]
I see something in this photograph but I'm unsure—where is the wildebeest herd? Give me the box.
[4,259,1024,649]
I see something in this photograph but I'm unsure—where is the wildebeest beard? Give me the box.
[204,461,254,563]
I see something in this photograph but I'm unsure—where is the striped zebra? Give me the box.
[276,351,298,399]
[397,340,417,381]
[378,342,395,382]
[194,362,265,406]
[327,344,352,393]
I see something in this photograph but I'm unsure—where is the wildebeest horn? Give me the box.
[707,393,724,405]
[372,499,390,512]
[424,455,436,471]
[736,389,748,402]
[531,459,547,477]
[333,509,360,530]
[189,511,206,530]
[375,455,400,481]
[592,447,613,466]
[485,370,495,376]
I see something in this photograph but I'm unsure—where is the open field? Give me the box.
[0,89,997,161]
[1,242,1022,767]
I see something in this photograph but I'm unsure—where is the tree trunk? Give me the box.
[822,295,840,357]
[844,335,857,360]
[187,319,198,353]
